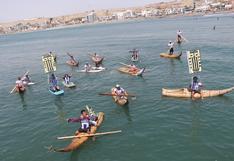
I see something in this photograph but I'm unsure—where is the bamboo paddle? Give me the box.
[57,130,122,140]
[99,93,136,97]
[10,70,29,94]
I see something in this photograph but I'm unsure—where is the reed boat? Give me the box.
[53,111,104,152]
[91,56,104,64]
[160,52,182,59]
[162,87,234,99]
[118,66,145,76]
[111,88,128,106]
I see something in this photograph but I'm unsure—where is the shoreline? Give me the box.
[1,10,234,36]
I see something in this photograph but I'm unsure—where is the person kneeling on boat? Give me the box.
[15,77,25,92]
[168,41,174,55]
[63,74,71,84]
[114,84,127,98]
[84,62,91,72]
[50,73,60,92]
[189,76,203,98]
[67,109,97,135]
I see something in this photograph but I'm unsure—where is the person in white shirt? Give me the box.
[168,41,174,55]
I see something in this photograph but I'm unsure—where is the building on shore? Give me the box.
[87,11,97,23]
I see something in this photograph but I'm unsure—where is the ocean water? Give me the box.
[0,15,234,161]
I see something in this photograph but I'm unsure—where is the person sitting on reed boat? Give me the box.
[129,64,138,74]
[15,77,25,91]
[114,84,127,97]
[67,52,76,64]
[22,74,31,85]
[188,76,203,98]
[67,109,97,135]
[177,30,182,43]
[84,62,92,72]
[63,74,71,84]
[168,41,174,55]
[49,73,60,92]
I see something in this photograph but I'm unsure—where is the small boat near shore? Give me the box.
[52,111,104,152]
[111,88,128,106]
[160,52,182,59]
[162,87,234,99]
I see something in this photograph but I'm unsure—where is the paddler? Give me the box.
[49,73,60,92]
[168,41,174,55]
[84,62,91,72]
[15,77,25,92]
[131,49,138,60]
[114,84,127,97]
[67,109,97,135]
[22,74,31,85]
[93,53,102,67]
[129,64,138,74]
[63,74,71,84]
[67,52,76,64]
[189,76,203,99]
[177,30,182,43]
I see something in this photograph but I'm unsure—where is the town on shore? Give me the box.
[0,0,233,35]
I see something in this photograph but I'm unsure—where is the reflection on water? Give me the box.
[19,93,27,109]
[54,97,66,121]
[70,150,80,161]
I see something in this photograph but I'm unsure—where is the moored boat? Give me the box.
[162,87,234,99]
[118,66,145,76]
[160,52,182,59]
[111,88,128,106]
[53,111,105,152]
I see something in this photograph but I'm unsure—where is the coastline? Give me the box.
[1,10,234,36]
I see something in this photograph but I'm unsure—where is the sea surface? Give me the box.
[1,15,234,161]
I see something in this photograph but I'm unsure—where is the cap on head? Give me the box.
[116,84,120,88]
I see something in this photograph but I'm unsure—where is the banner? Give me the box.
[187,50,202,74]
[42,53,57,73]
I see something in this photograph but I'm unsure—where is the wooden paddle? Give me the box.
[10,70,29,94]
[57,130,122,140]
[99,93,136,97]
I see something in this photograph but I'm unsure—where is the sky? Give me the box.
[0,0,165,22]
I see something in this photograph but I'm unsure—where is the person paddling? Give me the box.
[22,74,31,85]
[129,64,138,74]
[67,109,98,135]
[177,30,182,43]
[15,77,25,92]
[189,76,203,99]
[63,74,71,84]
[84,62,91,72]
[67,52,77,65]
[49,73,60,92]
[168,41,174,55]
[113,84,128,98]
